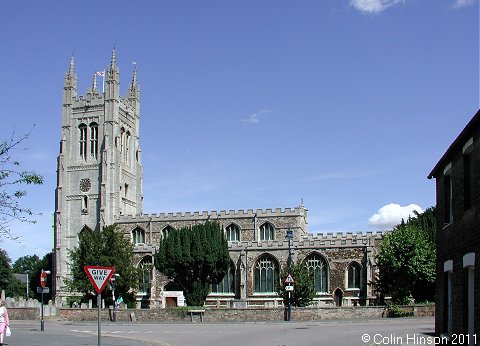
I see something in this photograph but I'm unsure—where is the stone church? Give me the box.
[53,50,382,308]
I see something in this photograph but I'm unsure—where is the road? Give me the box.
[5,317,437,346]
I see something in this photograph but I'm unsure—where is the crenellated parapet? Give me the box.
[115,206,307,223]
[227,230,383,251]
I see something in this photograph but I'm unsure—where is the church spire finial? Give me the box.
[110,45,117,67]
[92,73,97,91]
[68,55,75,77]
[131,62,137,86]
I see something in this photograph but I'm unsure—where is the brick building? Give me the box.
[428,109,480,341]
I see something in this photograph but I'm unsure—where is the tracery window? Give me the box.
[211,261,235,294]
[226,224,240,242]
[89,122,98,159]
[81,196,88,214]
[305,253,328,293]
[79,124,87,159]
[162,226,175,239]
[125,131,131,163]
[254,254,279,293]
[347,262,361,289]
[138,256,153,295]
[132,227,145,244]
[259,222,275,241]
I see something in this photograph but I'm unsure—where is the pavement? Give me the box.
[4,317,436,346]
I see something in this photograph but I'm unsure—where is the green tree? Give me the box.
[276,260,316,307]
[1,129,44,241]
[66,225,137,306]
[155,221,230,306]
[0,249,24,297]
[375,208,436,304]
[12,254,41,299]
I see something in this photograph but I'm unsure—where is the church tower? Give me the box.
[54,50,143,301]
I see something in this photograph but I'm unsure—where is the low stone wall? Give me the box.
[9,305,435,322]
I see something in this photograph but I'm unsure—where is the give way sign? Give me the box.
[84,266,115,294]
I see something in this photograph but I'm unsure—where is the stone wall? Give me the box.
[8,305,434,322]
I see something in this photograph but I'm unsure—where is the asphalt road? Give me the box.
[4,317,436,346]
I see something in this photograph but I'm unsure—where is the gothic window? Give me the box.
[89,122,98,159]
[259,222,275,241]
[81,196,88,214]
[124,183,129,198]
[125,131,131,163]
[132,227,145,244]
[137,256,153,295]
[162,225,174,239]
[347,262,361,289]
[120,127,125,155]
[254,254,279,293]
[211,261,235,294]
[226,224,240,242]
[79,124,87,159]
[305,253,328,293]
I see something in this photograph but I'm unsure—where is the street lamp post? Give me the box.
[40,269,51,331]
[110,274,120,322]
[285,229,293,321]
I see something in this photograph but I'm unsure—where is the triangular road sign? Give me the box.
[84,266,115,294]
[284,273,295,284]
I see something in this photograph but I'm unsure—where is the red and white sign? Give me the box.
[284,273,295,285]
[84,266,115,294]
[40,270,47,288]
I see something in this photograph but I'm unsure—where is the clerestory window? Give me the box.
[132,227,145,245]
[259,222,275,241]
[226,224,240,242]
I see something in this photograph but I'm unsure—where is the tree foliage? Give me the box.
[276,259,316,307]
[66,225,137,306]
[154,221,230,306]
[0,129,44,241]
[375,208,436,304]
[0,249,24,297]
[12,253,53,300]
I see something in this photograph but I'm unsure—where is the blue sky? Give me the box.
[0,0,478,261]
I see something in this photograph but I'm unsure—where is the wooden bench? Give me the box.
[188,309,205,322]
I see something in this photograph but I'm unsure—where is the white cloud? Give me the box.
[350,0,403,14]
[452,0,477,8]
[368,203,423,230]
[241,109,272,124]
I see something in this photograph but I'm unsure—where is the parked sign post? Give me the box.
[84,266,115,346]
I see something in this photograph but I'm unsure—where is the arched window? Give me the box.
[211,261,235,294]
[132,227,145,244]
[259,222,275,241]
[305,253,328,293]
[81,196,88,214]
[138,256,153,295]
[254,254,279,293]
[89,122,98,159]
[79,124,87,159]
[125,131,131,163]
[347,262,361,289]
[120,127,125,155]
[162,225,174,239]
[226,224,240,242]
